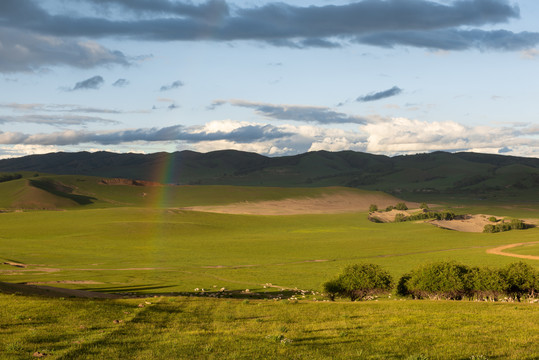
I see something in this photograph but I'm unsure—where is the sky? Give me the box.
[0,0,538,159]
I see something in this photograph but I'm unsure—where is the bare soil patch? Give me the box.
[486,242,539,260]
[185,192,416,215]
[429,214,499,233]
[2,261,27,268]
[369,209,416,223]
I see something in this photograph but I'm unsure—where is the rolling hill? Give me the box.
[0,150,537,201]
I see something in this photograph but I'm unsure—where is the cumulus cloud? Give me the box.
[72,76,105,91]
[0,0,535,52]
[212,99,372,124]
[357,86,403,102]
[160,80,183,92]
[0,144,59,159]
[0,27,129,73]
[360,117,539,156]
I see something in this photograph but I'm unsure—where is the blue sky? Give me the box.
[0,0,538,158]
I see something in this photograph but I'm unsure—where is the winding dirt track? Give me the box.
[486,241,539,260]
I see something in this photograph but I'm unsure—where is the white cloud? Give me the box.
[0,144,59,159]
[360,117,539,156]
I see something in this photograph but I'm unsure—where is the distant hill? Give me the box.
[0,150,538,200]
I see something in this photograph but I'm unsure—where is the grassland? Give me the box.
[0,176,538,359]
[1,206,538,294]
[2,295,538,360]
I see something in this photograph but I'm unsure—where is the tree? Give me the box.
[368,204,378,212]
[419,202,429,209]
[323,263,393,301]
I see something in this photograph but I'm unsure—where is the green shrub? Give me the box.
[369,204,378,212]
[323,263,393,301]
[500,262,538,299]
[322,279,342,301]
[402,261,472,300]
[399,262,538,301]
[0,173,22,183]
[419,202,429,209]
[385,205,394,212]
[466,267,507,300]
[509,219,525,230]
[488,216,497,222]
[394,213,407,222]
[396,273,412,297]
[395,202,408,210]
[483,219,526,233]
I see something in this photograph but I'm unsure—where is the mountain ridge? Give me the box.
[0,150,537,198]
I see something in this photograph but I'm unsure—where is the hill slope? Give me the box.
[0,150,538,200]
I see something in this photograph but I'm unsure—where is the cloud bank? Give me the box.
[0,27,129,73]
[0,0,537,73]
[0,118,536,158]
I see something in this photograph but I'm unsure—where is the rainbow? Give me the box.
[154,152,178,208]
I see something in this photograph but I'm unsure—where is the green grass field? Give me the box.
[0,178,538,359]
[2,295,538,360]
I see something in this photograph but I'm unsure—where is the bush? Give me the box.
[509,219,525,230]
[419,202,429,209]
[483,219,526,233]
[466,267,507,301]
[369,204,378,212]
[385,205,394,212]
[322,279,342,301]
[401,261,472,300]
[394,213,407,222]
[500,262,538,299]
[0,173,22,183]
[395,202,408,210]
[399,261,538,301]
[323,263,393,301]
[488,216,497,222]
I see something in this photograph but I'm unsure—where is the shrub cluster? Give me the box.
[483,219,526,233]
[397,261,538,301]
[406,211,456,221]
[0,173,22,183]
[323,264,393,301]
[376,202,409,212]
[324,262,538,302]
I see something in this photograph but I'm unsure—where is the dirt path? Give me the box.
[486,242,539,260]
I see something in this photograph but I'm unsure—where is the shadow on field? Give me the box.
[87,284,178,294]
[29,179,97,205]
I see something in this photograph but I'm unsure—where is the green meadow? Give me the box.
[2,206,538,294]
[1,295,538,360]
[0,176,538,359]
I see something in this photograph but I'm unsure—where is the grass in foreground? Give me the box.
[1,294,538,360]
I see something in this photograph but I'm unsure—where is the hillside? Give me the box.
[0,150,538,201]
